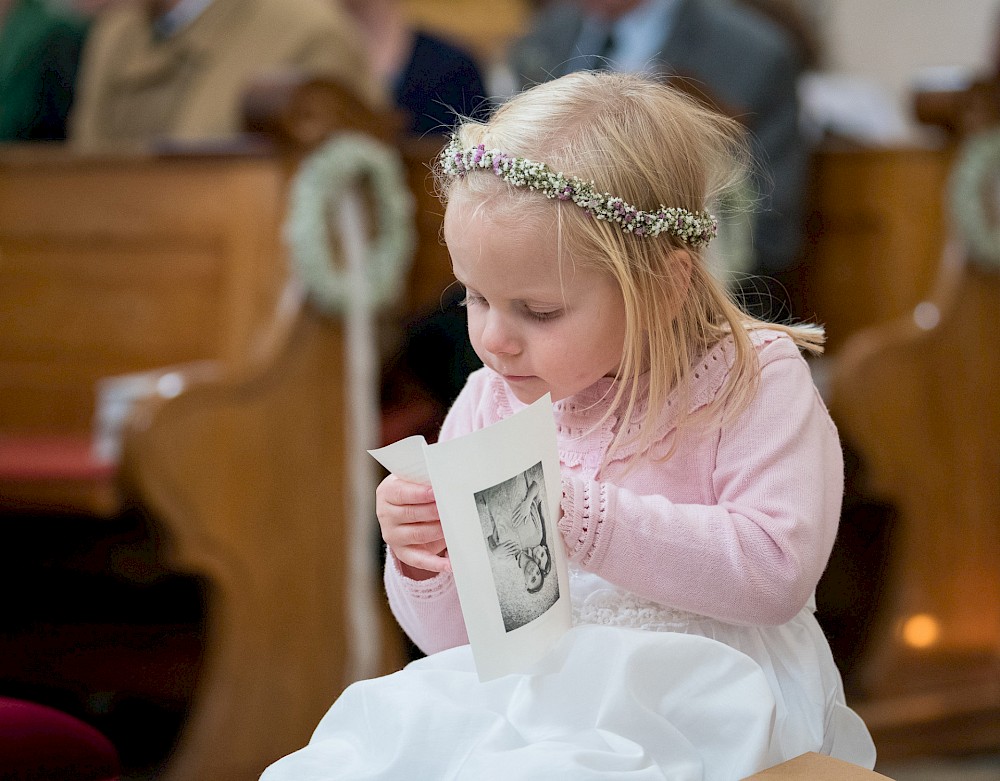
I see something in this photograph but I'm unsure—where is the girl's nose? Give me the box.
[480,311,520,357]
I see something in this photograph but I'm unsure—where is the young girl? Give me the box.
[261,70,876,779]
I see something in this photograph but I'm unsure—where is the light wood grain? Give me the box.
[829,215,1000,763]
[122,281,407,780]
[801,144,953,354]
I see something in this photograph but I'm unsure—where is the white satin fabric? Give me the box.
[260,568,876,780]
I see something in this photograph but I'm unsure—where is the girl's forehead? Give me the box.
[445,195,582,290]
[445,188,542,230]
[446,194,545,249]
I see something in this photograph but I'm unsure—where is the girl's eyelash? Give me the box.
[457,291,483,308]
[458,290,560,321]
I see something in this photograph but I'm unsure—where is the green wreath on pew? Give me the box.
[285,133,416,314]
[949,128,1000,271]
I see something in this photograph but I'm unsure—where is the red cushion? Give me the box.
[0,436,114,481]
[0,697,119,780]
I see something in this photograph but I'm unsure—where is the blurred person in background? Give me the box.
[343,0,490,440]
[68,0,383,148]
[508,0,811,321]
[342,0,489,137]
[0,0,88,141]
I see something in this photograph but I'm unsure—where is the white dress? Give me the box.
[262,335,878,779]
[259,567,876,780]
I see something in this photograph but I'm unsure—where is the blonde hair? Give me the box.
[437,71,823,462]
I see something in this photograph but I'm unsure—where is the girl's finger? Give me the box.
[379,476,434,505]
[383,520,445,548]
[377,497,439,526]
[397,546,451,574]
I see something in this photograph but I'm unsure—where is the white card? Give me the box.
[369,395,570,681]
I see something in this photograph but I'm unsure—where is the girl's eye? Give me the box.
[459,291,486,308]
[526,308,561,322]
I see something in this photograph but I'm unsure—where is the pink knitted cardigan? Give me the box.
[385,330,844,656]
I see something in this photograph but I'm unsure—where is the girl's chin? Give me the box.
[502,379,550,405]
[499,373,579,405]
[510,388,548,405]
[509,385,569,406]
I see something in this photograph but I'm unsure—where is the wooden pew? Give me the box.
[826,144,1000,760]
[120,274,404,780]
[0,143,290,515]
[107,78,451,778]
[0,74,453,517]
[798,141,954,355]
[0,75,455,778]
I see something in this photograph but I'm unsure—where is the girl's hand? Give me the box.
[376,474,450,579]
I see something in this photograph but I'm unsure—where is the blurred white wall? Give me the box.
[808,0,999,140]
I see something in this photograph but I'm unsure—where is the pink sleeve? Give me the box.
[382,372,489,654]
[384,555,469,655]
[558,353,843,626]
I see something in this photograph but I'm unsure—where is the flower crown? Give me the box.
[440,137,718,246]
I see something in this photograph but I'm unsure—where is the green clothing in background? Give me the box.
[0,0,88,140]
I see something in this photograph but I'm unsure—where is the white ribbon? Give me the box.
[286,134,417,682]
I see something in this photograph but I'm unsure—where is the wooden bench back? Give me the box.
[799,143,953,354]
[120,278,406,780]
[0,146,451,438]
[0,74,454,517]
[0,73,451,776]
[0,147,289,436]
[827,82,1000,758]
[107,105,442,775]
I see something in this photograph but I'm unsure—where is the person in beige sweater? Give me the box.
[68,0,383,148]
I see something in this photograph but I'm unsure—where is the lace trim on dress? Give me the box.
[572,587,712,632]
